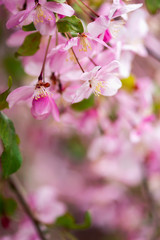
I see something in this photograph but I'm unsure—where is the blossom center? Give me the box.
[33,86,49,100]
[79,34,92,52]
[34,5,53,25]
[90,79,105,96]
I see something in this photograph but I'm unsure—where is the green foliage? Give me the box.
[153,101,160,116]
[0,76,12,111]
[71,95,94,111]
[55,212,91,230]
[57,16,84,34]
[0,113,22,178]
[64,136,86,163]
[121,75,135,92]
[47,0,66,2]
[22,22,36,31]
[15,32,41,57]
[0,195,17,217]
[145,0,160,14]
[3,56,25,85]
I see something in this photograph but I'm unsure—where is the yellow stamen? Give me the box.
[79,35,92,52]
[34,86,48,100]
[34,5,53,25]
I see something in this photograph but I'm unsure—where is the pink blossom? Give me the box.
[28,186,66,224]
[6,0,74,35]
[73,61,122,103]
[7,84,59,121]
[87,1,142,42]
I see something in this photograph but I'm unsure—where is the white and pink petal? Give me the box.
[7,86,34,108]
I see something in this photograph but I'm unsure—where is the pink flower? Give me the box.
[87,1,142,42]
[63,33,112,59]
[73,61,122,103]
[7,83,59,121]
[6,0,74,35]
[28,186,66,224]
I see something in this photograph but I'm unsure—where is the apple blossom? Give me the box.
[73,61,122,103]
[7,82,59,121]
[6,0,74,35]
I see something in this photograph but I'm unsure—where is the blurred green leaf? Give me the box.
[57,16,84,34]
[0,113,22,178]
[145,0,160,14]
[121,75,135,92]
[71,95,94,111]
[15,32,41,57]
[22,22,36,31]
[89,0,105,8]
[56,212,91,230]
[72,3,83,15]
[65,136,86,163]
[0,76,12,111]
[0,195,17,216]
[3,56,25,85]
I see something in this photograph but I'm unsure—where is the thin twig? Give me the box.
[88,57,97,66]
[8,177,47,240]
[38,35,52,82]
[65,33,85,73]
[73,0,95,20]
[78,0,99,17]
[142,168,160,240]
[146,46,160,62]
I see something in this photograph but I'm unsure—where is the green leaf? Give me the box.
[3,56,25,85]
[0,113,22,178]
[0,76,12,111]
[22,22,36,31]
[145,0,160,14]
[64,136,86,163]
[0,195,17,216]
[15,32,41,57]
[55,212,91,230]
[57,16,84,34]
[71,95,94,111]
[47,0,66,2]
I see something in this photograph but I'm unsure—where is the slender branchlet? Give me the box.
[38,35,52,82]
[8,177,47,240]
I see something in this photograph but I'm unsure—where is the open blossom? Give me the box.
[73,61,122,103]
[87,0,142,42]
[6,0,74,35]
[7,82,59,121]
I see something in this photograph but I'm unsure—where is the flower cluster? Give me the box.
[4,0,143,121]
[1,0,160,240]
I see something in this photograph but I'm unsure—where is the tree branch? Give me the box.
[8,177,47,240]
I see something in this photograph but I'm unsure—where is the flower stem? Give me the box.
[38,35,52,82]
[8,177,47,240]
[73,0,95,20]
[78,0,99,17]
[88,57,97,66]
[146,46,160,62]
[65,33,85,73]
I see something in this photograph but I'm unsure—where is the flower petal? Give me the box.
[6,8,33,29]
[31,95,51,120]
[7,86,34,108]
[33,6,56,35]
[73,81,92,103]
[97,61,119,78]
[87,16,109,38]
[81,66,101,81]
[44,2,74,17]
[49,98,60,122]
[112,4,143,19]
[101,76,122,96]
